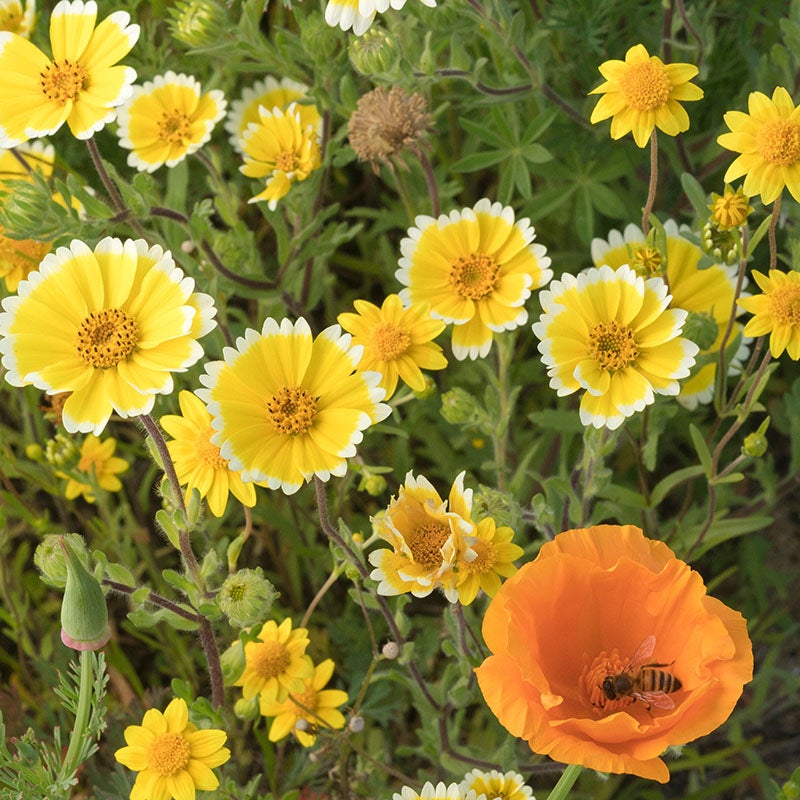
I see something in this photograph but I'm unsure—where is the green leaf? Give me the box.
[689,424,713,476]
[520,143,553,164]
[649,465,705,508]
[680,172,709,218]
[687,515,773,559]
[451,150,507,173]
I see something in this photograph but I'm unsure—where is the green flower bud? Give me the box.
[742,417,770,458]
[25,443,43,460]
[45,432,79,469]
[0,176,67,242]
[362,474,387,496]
[412,374,437,400]
[348,28,399,76]
[234,695,260,720]
[59,536,110,651]
[217,568,279,629]
[440,387,482,426]
[682,311,719,351]
[472,485,522,531]
[220,640,246,684]
[35,533,90,589]
[701,220,740,265]
[167,0,226,47]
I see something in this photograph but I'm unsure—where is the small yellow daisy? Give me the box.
[737,269,800,359]
[459,769,534,800]
[56,433,128,503]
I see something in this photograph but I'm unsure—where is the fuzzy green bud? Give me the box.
[44,432,79,469]
[220,640,246,684]
[25,443,43,461]
[701,220,740,265]
[0,176,66,241]
[167,0,226,46]
[682,311,719,351]
[472,485,523,531]
[234,695,260,720]
[35,533,90,589]
[361,474,387,496]
[412,374,437,400]
[440,387,482,427]
[742,417,770,458]
[59,536,110,651]
[217,568,278,629]
[348,28,399,76]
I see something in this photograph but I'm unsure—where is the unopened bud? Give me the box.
[220,640,246,684]
[742,418,770,458]
[25,443,43,460]
[59,536,110,651]
[217,568,279,628]
[348,715,365,733]
[682,311,719,351]
[362,474,387,496]
[381,641,400,660]
[35,533,90,588]
[168,0,226,47]
[234,695,260,720]
[348,27,399,76]
[440,387,481,426]
[412,374,437,400]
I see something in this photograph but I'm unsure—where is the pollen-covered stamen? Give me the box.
[158,110,191,144]
[769,282,800,325]
[369,321,411,360]
[147,732,191,776]
[75,308,139,369]
[40,59,89,104]
[275,150,300,173]
[449,252,500,301]
[293,688,319,714]
[196,425,227,469]
[619,61,672,111]
[756,119,800,166]
[266,386,317,435]
[406,520,450,571]
[462,538,496,574]
[632,246,663,276]
[251,640,291,679]
[581,649,634,713]
[588,320,639,371]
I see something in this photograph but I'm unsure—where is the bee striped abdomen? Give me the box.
[639,667,682,694]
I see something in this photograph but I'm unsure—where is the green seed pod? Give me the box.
[59,536,110,651]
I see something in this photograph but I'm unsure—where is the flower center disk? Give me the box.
[266,386,317,435]
[251,640,291,679]
[580,649,634,713]
[40,59,89,104]
[370,321,411,360]
[619,61,672,111]
[769,283,800,325]
[147,732,191,777]
[158,110,191,143]
[75,308,139,369]
[196,425,228,469]
[449,252,500,301]
[275,150,300,172]
[756,119,800,166]
[632,246,663,276]
[406,520,450,571]
[588,320,639,371]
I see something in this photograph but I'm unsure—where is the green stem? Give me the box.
[58,650,94,792]
[642,130,658,234]
[545,764,583,800]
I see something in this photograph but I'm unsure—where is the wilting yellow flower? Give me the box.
[0,0,139,146]
[369,471,477,602]
[116,71,226,173]
[260,658,349,746]
[589,43,703,147]
[225,76,320,154]
[397,199,552,360]
[0,0,36,37]
[533,264,699,429]
[198,317,390,495]
[459,769,534,800]
[232,618,314,706]
[57,433,128,502]
[591,221,751,409]
[240,103,321,209]
[718,86,800,205]
[114,697,230,800]
[161,390,256,517]
[337,294,447,399]
[737,269,800,359]
[0,237,216,434]
[325,0,435,35]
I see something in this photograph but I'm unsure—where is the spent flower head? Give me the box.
[217,568,278,628]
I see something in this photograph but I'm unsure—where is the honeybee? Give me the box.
[599,635,682,710]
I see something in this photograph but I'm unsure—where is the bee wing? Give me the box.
[635,691,675,710]
[626,635,656,670]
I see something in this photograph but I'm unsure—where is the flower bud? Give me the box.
[25,443,43,460]
[701,221,740,265]
[217,568,279,629]
[362,474,387,496]
[381,641,400,660]
[348,28,399,76]
[35,533,90,588]
[709,186,752,230]
[220,640,246,684]
[348,715,365,733]
[167,0,226,47]
[742,418,770,458]
[412,374,437,400]
[681,311,719,351]
[440,387,482,426]
[59,536,110,651]
[234,695,260,720]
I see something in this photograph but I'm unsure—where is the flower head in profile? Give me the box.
[56,433,128,502]
[533,264,699,429]
[116,71,226,173]
[0,0,36,37]
[393,782,466,800]
[718,87,800,205]
[198,317,390,495]
[459,769,533,800]
[337,294,447,399]
[232,618,314,706]
[225,76,320,154]
[0,237,216,434]
[737,269,800,359]
[397,199,552,361]
[325,0,435,36]
[591,222,750,409]
[369,471,477,602]
[0,0,140,146]
[240,103,321,209]
[589,43,703,147]
[260,658,349,746]
[160,390,256,517]
[114,697,230,800]
[475,525,753,783]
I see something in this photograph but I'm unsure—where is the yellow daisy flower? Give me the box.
[224,75,320,154]
[454,518,522,606]
[240,103,321,209]
[0,237,216,434]
[0,0,140,146]
[459,769,534,800]
[717,86,800,205]
[260,658,349,747]
[160,390,256,518]
[533,264,699,430]
[56,433,128,502]
[325,0,435,35]
[368,470,477,603]
[116,71,227,173]
[337,294,447,399]
[394,782,464,800]
[737,269,800,359]
[591,221,751,410]
[396,198,552,361]
[589,43,703,147]
[197,317,390,495]
[0,0,36,37]
[114,697,230,800]
[232,618,315,705]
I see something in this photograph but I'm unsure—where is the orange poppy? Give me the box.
[475,525,753,783]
